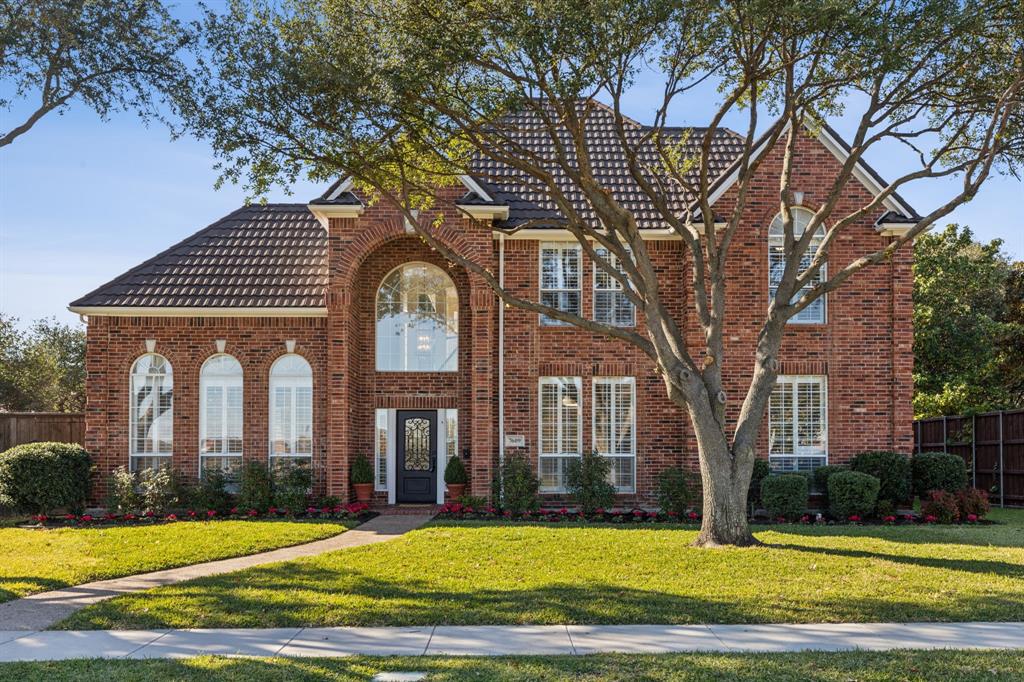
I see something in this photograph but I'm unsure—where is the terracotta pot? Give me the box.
[353,483,374,503]
[446,483,466,500]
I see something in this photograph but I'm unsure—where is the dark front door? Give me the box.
[396,410,437,503]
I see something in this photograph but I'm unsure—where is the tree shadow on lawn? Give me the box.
[0,577,70,604]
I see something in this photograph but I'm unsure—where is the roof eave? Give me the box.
[307,203,365,227]
[69,305,329,318]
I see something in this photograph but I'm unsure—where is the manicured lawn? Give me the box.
[60,509,1024,629]
[0,520,354,603]
[2,651,1024,681]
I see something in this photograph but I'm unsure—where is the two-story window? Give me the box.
[768,375,828,472]
[539,243,581,325]
[768,207,826,324]
[593,377,636,492]
[538,376,581,490]
[593,247,635,327]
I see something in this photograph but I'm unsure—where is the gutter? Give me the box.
[498,232,506,496]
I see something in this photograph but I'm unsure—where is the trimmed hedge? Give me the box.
[0,441,91,513]
[912,452,968,498]
[850,451,911,509]
[657,466,697,516]
[761,474,808,521]
[828,470,880,520]
[811,465,846,508]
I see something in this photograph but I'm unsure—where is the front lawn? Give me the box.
[0,520,354,603]
[2,650,1023,682]
[59,508,1024,629]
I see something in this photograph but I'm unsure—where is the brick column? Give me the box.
[326,217,356,499]
[469,283,496,499]
[891,239,915,453]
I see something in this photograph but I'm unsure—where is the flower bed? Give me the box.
[30,502,374,528]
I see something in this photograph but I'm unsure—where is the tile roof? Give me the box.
[70,204,327,309]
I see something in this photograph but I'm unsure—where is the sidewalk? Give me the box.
[0,513,433,631]
[0,622,1022,661]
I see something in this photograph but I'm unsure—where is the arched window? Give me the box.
[768,207,827,324]
[129,353,173,472]
[376,262,458,371]
[269,354,313,469]
[200,354,243,482]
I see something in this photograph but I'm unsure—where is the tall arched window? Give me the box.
[768,207,827,324]
[376,262,458,371]
[129,353,173,472]
[269,354,313,469]
[200,354,243,482]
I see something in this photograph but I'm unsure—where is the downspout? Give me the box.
[498,233,506,486]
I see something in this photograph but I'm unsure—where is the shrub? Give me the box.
[748,459,770,510]
[237,461,274,512]
[444,456,469,485]
[138,465,178,515]
[811,465,846,508]
[107,466,141,514]
[565,451,616,515]
[192,469,232,513]
[351,454,374,485]
[496,454,539,514]
[0,442,91,513]
[957,487,990,519]
[760,474,808,521]
[912,452,968,498]
[272,462,312,512]
[828,470,880,520]
[921,489,960,523]
[850,451,911,511]
[457,494,488,509]
[657,467,697,516]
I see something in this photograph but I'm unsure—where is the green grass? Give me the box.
[0,520,354,603]
[2,651,1024,681]
[59,508,1024,629]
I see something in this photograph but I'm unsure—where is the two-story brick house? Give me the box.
[70,103,917,505]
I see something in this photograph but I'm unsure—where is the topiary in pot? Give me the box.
[444,456,469,500]
[351,454,375,503]
[828,470,880,520]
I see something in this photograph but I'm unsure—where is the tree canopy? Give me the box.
[0,314,85,412]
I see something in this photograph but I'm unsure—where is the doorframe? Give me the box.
[383,408,453,505]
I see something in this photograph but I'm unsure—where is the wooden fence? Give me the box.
[914,409,1024,508]
[0,412,85,452]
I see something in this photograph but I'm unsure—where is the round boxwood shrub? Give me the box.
[850,450,911,510]
[911,452,968,498]
[828,470,880,520]
[761,474,808,521]
[811,465,846,508]
[0,441,92,513]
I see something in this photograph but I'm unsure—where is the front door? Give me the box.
[396,410,437,503]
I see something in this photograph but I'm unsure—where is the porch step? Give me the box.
[371,504,443,516]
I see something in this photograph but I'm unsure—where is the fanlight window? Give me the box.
[269,354,313,469]
[768,207,827,324]
[129,353,173,472]
[376,263,458,372]
[199,354,243,482]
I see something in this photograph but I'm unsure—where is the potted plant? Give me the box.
[444,456,469,500]
[351,454,375,503]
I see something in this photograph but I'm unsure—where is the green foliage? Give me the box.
[0,441,91,513]
[350,454,374,485]
[443,456,469,485]
[657,467,697,515]
[748,459,770,508]
[760,474,808,521]
[495,454,539,514]
[922,490,960,523]
[957,487,991,518]
[564,451,616,515]
[0,314,85,411]
[138,466,178,515]
[107,466,141,514]
[828,471,880,520]
[272,463,311,512]
[811,465,845,508]
[912,452,968,498]
[850,451,911,510]
[237,461,274,512]
[192,469,232,514]
[456,495,488,509]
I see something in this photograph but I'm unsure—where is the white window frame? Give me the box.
[375,261,459,372]
[199,354,244,482]
[539,242,581,325]
[768,375,828,472]
[592,377,636,493]
[768,207,827,324]
[374,408,389,491]
[268,354,314,469]
[592,247,635,327]
[128,353,173,473]
[538,376,582,492]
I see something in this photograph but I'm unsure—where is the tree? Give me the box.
[1000,261,1024,405]
[0,314,86,412]
[913,225,1019,417]
[0,0,191,147]
[179,0,1024,546]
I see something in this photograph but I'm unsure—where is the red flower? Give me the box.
[35,514,47,523]
[647,511,658,519]
[247,509,259,517]
[687,511,698,520]
[924,514,938,523]
[206,510,217,518]
[144,510,154,518]
[188,510,197,518]
[268,507,278,514]
[165,513,177,521]
[800,514,811,523]
[124,513,136,521]
[64,513,76,521]
[632,509,643,517]
[559,507,569,515]
[884,515,896,523]
[967,513,978,522]
[81,514,94,522]
[595,508,605,515]
[332,505,343,513]
[231,507,239,515]
[306,506,317,514]
[321,506,331,514]
[848,515,861,523]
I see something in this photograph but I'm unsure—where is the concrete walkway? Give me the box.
[0,622,1022,661]
[0,514,433,631]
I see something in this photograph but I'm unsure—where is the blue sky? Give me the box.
[2,46,1021,329]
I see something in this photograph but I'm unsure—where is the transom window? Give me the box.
[593,377,636,492]
[769,375,828,472]
[540,243,581,325]
[768,207,827,324]
[199,354,243,484]
[376,262,458,371]
[593,248,635,327]
[129,353,173,472]
[269,354,313,469]
[538,376,581,491]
